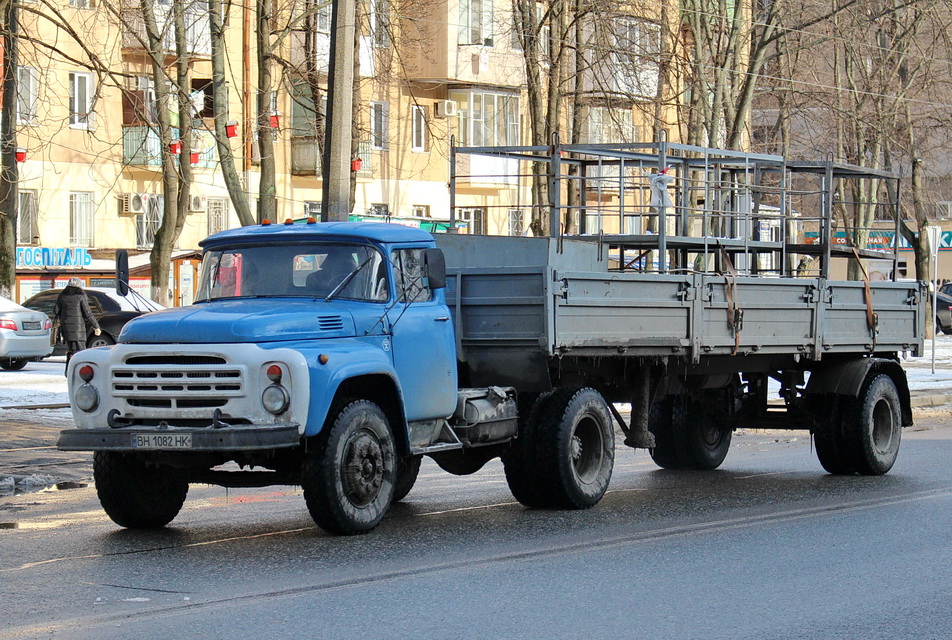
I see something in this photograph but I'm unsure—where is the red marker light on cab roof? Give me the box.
[78,365,94,382]
[267,364,282,382]
[306,217,317,224]
[261,219,271,225]
[284,219,294,225]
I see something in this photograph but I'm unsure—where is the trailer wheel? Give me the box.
[673,398,732,470]
[393,455,422,502]
[648,399,682,469]
[503,392,551,507]
[844,374,902,475]
[812,398,855,475]
[302,399,396,535]
[534,388,615,509]
[94,452,188,529]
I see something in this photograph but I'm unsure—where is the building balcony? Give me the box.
[291,138,373,178]
[122,125,216,169]
[120,7,211,57]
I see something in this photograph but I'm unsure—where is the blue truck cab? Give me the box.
[58,221,517,534]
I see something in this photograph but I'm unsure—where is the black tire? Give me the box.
[393,455,422,502]
[302,399,396,535]
[87,332,116,349]
[843,374,902,475]
[502,392,551,507]
[648,399,682,469]
[813,397,856,475]
[0,358,28,371]
[672,397,732,470]
[93,452,188,529]
[533,387,615,509]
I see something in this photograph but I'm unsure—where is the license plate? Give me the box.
[22,321,40,330]
[131,433,193,449]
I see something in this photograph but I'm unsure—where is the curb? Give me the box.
[911,394,950,408]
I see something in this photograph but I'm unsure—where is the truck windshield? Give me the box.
[194,243,389,302]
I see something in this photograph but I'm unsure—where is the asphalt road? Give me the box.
[1,418,951,639]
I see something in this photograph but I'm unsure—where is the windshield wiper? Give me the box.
[324,257,373,302]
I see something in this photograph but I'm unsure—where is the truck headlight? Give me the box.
[74,384,99,412]
[262,384,290,415]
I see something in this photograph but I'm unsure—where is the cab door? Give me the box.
[387,247,457,421]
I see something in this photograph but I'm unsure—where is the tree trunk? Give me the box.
[257,0,277,223]
[0,0,18,298]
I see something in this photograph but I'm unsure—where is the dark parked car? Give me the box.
[23,287,163,356]
[935,291,952,335]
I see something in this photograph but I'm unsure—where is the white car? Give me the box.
[0,296,53,370]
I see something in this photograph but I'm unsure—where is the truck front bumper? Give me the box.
[57,424,302,452]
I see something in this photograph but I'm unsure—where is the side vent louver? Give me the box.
[318,315,344,331]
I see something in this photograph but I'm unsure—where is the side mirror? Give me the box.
[423,248,446,289]
[116,249,130,296]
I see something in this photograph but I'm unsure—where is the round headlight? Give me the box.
[262,384,290,415]
[74,384,99,413]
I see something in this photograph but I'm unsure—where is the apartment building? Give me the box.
[7,0,675,303]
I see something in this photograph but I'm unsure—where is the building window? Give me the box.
[304,201,322,219]
[458,207,486,234]
[69,192,94,247]
[586,107,635,144]
[370,203,390,218]
[615,18,661,59]
[450,91,520,147]
[411,105,428,152]
[69,71,94,128]
[935,202,952,220]
[411,205,431,219]
[370,101,389,149]
[371,0,391,48]
[70,0,94,8]
[507,209,524,236]
[207,197,228,235]
[17,67,38,125]
[317,0,331,32]
[459,0,492,46]
[17,190,39,245]
[136,195,163,249]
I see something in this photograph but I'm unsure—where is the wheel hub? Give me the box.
[341,430,384,507]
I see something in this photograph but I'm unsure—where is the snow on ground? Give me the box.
[1,337,951,421]
[0,357,73,425]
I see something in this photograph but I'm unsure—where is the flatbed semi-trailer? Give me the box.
[58,142,923,534]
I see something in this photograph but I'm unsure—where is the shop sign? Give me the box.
[803,230,952,251]
[16,247,93,268]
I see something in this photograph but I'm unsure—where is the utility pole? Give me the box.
[320,0,356,222]
[0,0,19,298]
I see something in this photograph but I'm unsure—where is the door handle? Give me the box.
[435,316,450,322]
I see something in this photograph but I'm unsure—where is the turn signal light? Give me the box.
[78,365,94,382]
[266,364,282,382]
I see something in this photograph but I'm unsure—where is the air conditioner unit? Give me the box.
[435,100,458,118]
[122,193,148,214]
[189,195,207,213]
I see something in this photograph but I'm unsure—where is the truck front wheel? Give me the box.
[534,388,615,509]
[94,452,188,529]
[393,455,422,502]
[302,400,396,534]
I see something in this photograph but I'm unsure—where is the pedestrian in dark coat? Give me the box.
[53,277,101,373]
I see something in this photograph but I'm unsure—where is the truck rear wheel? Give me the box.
[94,452,188,529]
[302,399,396,535]
[845,374,902,475]
[533,388,615,509]
[503,392,550,508]
[393,455,422,502]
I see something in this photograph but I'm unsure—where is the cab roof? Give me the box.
[200,221,435,248]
